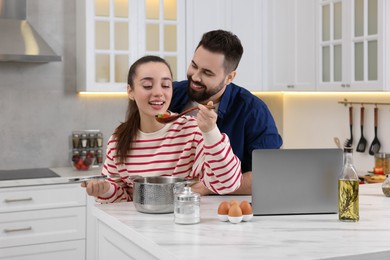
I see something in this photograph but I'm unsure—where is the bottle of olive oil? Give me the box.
[338,146,359,222]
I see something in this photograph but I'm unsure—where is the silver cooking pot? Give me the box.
[132,176,190,214]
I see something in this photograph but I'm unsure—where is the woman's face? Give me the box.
[128,62,172,121]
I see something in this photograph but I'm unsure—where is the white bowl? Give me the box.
[228,215,243,224]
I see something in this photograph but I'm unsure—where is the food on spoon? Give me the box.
[155,112,171,119]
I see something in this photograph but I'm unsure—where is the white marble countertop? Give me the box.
[0,166,102,188]
[94,183,390,260]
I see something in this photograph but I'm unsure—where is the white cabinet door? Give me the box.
[0,184,86,213]
[76,0,186,92]
[0,207,85,248]
[186,0,264,91]
[0,240,85,260]
[265,0,316,91]
[318,0,385,91]
[0,184,87,260]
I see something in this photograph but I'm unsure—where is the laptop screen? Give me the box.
[251,148,343,216]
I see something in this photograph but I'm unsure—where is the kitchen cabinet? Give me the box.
[318,0,388,91]
[186,0,264,91]
[0,184,87,260]
[265,0,317,91]
[76,0,186,92]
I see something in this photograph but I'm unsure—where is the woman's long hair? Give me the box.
[114,55,172,164]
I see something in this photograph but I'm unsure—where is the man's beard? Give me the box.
[187,76,225,103]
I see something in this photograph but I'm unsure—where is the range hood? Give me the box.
[0,0,61,62]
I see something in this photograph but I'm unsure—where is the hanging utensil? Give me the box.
[344,106,353,148]
[369,106,381,155]
[356,106,367,153]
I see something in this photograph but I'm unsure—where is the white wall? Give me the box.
[282,92,390,173]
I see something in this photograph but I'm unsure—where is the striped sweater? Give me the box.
[97,115,242,203]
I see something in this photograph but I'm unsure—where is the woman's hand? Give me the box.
[197,101,217,133]
[81,180,110,197]
[190,181,215,196]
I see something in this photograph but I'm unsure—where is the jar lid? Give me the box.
[375,153,390,158]
[175,186,200,202]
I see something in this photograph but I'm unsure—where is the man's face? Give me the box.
[186,46,230,104]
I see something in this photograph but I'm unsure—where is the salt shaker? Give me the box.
[174,186,200,224]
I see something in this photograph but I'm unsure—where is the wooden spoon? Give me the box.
[155,104,215,124]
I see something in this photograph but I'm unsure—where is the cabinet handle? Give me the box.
[4,197,33,203]
[4,226,32,233]
[287,85,294,88]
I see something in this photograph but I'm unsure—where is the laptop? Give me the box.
[251,148,343,216]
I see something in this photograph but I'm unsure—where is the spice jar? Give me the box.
[88,133,96,148]
[96,149,103,165]
[382,175,390,197]
[96,132,103,147]
[374,153,390,175]
[72,133,80,148]
[174,186,200,224]
[81,134,88,148]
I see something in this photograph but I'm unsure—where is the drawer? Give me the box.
[0,184,86,213]
[0,207,86,248]
[0,240,85,260]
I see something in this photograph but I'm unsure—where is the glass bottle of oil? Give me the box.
[338,146,359,222]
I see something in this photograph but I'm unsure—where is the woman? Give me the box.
[82,55,242,203]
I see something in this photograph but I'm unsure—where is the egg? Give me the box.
[228,204,243,224]
[239,200,253,222]
[239,200,253,215]
[229,199,240,206]
[217,201,230,221]
[228,204,242,217]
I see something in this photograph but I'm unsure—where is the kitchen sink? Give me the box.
[0,168,60,181]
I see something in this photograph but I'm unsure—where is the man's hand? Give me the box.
[196,101,217,133]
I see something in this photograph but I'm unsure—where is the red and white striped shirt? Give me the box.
[97,115,242,203]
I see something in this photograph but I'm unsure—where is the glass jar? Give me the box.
[96,149,103,165]
[72,133,80,148]
[81,134,88,148]
[174,186,200,225]
[382,175,390,197]
[374,153,390,175]
[88,133,96,148]
[96,132,103,147]
[338,147,359,222]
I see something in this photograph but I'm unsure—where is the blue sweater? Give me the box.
[170,80,283,173]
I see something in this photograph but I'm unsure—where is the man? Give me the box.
[169,29,283,195]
